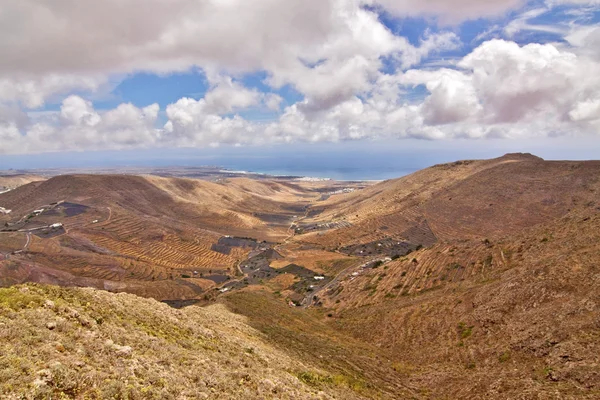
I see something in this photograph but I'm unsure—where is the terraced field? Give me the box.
[3,155,600,398]
[0,173,368,300]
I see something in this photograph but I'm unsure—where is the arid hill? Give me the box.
[0,174,45,191]
[292,153,599,248]
[292,154,600,398]
[0,283,379,399]
[2,155,600,398]
[0,174,359,301]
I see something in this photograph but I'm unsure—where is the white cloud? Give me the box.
[0,0,437,109]
[0,0,476,117]
[400,69,480,125]
[5,39,600,154]
[458,40,600,123]
[203,76,262,115]
[569,98,600,121]
[371,0,526,23]
[0,75,105,109]
[565,25,600,60]
[0,1,600,155]
[0,96,160,154]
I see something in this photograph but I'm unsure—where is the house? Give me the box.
[50,223,63,228]
[33,209,44,215]
[314,276,325,281]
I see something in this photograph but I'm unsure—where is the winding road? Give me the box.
[0,231,31,260]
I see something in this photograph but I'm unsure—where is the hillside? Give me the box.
[2,155,600,398]
[0,174,45,192]
[0,283,375,399]
[311,204,600,398]
[292,153,599,248]
[0,174,363,301]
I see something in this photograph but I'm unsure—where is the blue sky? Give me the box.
[1,0,600,176]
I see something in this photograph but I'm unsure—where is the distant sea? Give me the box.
[221,165,419,181]
[4,137,600,180]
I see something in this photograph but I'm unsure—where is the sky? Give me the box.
[1,0,600,172]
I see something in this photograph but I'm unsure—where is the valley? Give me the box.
[2,153,600,398]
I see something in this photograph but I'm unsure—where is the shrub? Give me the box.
[457,322,473,339]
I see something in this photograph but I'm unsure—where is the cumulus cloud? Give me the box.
[371,0,526,23]
[5,38,600,154]
[459,40,600,123]
[0,1,600,155]
[0,75,106,109]
[0,0,435,109]
[0,96,160,154]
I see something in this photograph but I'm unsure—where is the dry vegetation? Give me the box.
[0,284,371,399]
[317,184,600,397]
[0,174,344,300]
[0,174,45,190]
[2,154,600,398]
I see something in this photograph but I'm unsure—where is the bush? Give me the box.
[457,322,473,339]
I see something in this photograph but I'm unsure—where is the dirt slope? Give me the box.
[293,153,600,248]
[0,174,45,190]
[0,174,328,300]
[316,183,600,398]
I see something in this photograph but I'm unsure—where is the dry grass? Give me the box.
[318,205,600,398]
[0,174,342,300]
[0,174,45,190]
[0,284,367,399]
[0,232,27,254]
[220,290,415,399]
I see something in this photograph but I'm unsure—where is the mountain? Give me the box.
[0,174,346,300]
[2,154,600,398]
[293,153,598,247]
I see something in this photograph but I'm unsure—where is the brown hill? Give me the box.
[0,174,335,300]
[3,155,600,398]
[292,154,599,249]
[292,155,600,398]
[0,174,45,190]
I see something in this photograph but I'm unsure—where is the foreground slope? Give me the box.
[0,284,373,399]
